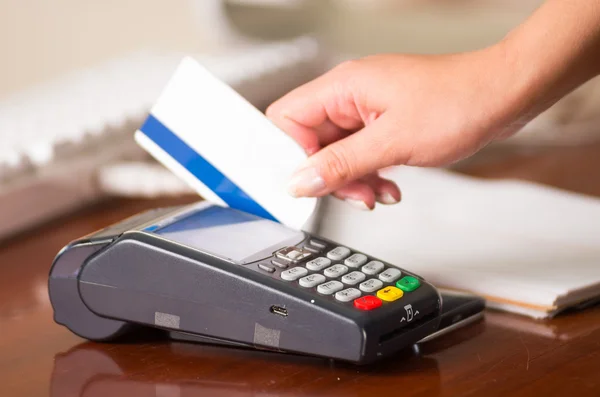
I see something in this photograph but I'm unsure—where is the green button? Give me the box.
[396,276,420,292]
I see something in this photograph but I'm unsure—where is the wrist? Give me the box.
[470,39,544,140]
[494,0,600,130]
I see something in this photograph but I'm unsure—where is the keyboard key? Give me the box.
[354,295,382,310]
[324,264,349,278]
[317,280,344,295]
[341,271,366,285]
[271,259,288,269]
[288,251,303,259]
[327,246,351,261]
[396,276,421,292]
[280,267,308,281]
[309,239,327,249]
[258,263,276,273]
[303,245,321,254]
[306,257,331,271]
[377,286,404,302]
[344,253,368,268]
[362,261,384,275]
[378,268,402,283]
[359,278,383,293]
[335,288,361,302]
[275,246,312,263]
[299,273,326,288]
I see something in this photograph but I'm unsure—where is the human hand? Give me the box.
[267,46,534,210]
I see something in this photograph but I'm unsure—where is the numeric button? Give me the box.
[378,268,402,283]
[344,253,368,268]
[359,278,383,293]
[280,267,308,281]
[306,257,331,271]
[324,264,349,278]
[341,271,366,285]
[362,261,384,275]
[317,281,344,295]
[299,273,326,288]
[327,246,351,261]
[335,288,361,302]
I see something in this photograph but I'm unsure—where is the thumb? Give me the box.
[287,114,405,197]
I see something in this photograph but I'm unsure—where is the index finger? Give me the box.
[266,68,363,154]
[266,75,331,154]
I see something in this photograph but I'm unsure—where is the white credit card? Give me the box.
[134,56,317,230]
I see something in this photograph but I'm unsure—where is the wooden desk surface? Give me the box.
[2,144,600,397]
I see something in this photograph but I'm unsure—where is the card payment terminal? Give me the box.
[49,201,442,364]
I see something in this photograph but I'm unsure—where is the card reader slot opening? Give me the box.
[378,312,437,345]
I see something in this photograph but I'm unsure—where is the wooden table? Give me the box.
[2,144,600,397]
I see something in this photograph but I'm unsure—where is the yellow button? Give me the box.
[376,286,404,302]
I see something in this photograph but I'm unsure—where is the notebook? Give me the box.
[317,166,600,319]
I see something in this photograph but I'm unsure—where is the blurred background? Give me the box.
[1,0,544,96]
[1,0,600,240]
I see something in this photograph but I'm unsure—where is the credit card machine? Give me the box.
[49,201,442,365]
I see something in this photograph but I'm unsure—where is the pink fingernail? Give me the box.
[287,167,326,197]
[345,199,371,211]
[377,192,399,205]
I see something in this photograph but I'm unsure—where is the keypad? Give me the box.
[359,278,383,293]
[327,246,351,261]
[281,266,308,281]
[378,268,402,283]
[335,288,361,302]
[270,240,416,311]
[341,271,366,285]
[306,257,331,271]
[317,280,344,295]
[344,253,368,268]
[299,273,326,288]
[362,261,384,275]
[324,264,349,278]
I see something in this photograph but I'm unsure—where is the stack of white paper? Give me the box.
[317,166,600,319]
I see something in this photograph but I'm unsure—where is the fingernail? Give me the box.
[345,199,371,211]
[377,192,400,205]
[287,167,326,197]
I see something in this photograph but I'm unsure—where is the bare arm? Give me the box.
[501,0,600,134]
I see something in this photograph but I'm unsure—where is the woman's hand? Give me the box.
[267,45,531,209]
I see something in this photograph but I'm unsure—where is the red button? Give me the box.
[354,295,382,310]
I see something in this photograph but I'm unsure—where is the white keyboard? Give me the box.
[0,37,325,240]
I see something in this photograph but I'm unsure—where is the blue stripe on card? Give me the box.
[140,114,278,222]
